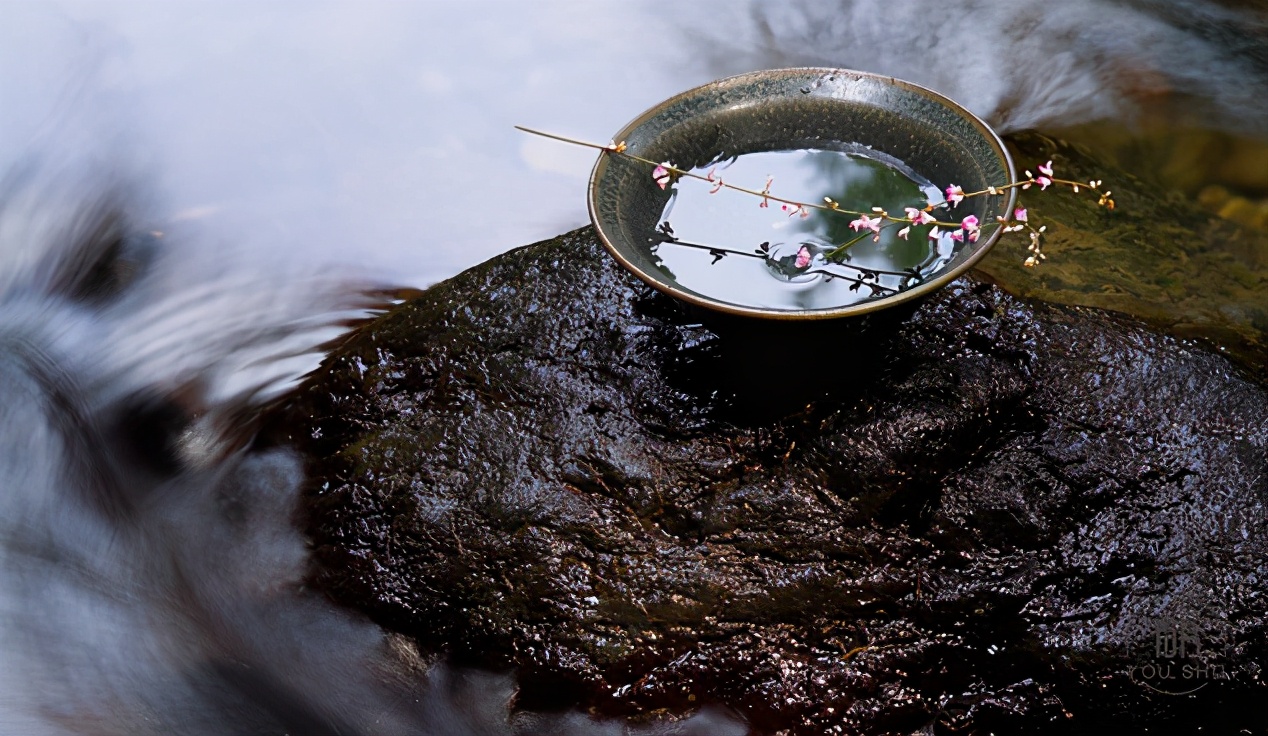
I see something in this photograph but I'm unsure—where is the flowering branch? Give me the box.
[515,126,1115,269]
[516,126,952,226]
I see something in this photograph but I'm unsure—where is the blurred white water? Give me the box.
[2,0,720,288]
[6,0,1263,400]
[3,0,1263,289]
[707,0,1268,138]
[0,1,1265,733]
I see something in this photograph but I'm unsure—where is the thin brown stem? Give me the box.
[515,126,971,228]
[514,125,1114,270]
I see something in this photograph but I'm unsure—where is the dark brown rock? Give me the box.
[267,228,1268,735]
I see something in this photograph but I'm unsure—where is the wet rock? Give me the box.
[268,228,1268,735]
[978,131,1268,370]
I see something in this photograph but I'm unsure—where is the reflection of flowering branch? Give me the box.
[653,222,915,296]
[515,126,1114,268]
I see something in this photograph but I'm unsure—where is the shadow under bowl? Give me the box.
[588,67,1016,320]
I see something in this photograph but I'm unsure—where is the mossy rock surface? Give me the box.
[982,131,1267,371]
[268,228,1268,735]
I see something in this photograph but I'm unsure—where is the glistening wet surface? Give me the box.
[275,227,1268,734]
[3,2,1268,733]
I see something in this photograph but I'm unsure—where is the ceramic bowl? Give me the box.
[587,68,1016,319]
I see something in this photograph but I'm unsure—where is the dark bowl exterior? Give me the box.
[588,68,1016,319]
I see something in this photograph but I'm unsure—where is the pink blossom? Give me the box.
[905,207,936,225]
[945,184,965,207]
[1014,207,1028,222]
[653,163,673,190]
[849,214,882,233]
[1038,160,1054,177]
[897,226,911,240]
[795,246,811,269]
[781,203,809,218]
[927,227,941,240]
[956,214,982,243]
[706,168,723,194]
[949,230,964,242]
[1036,176,1052,190]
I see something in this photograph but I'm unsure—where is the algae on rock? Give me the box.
[979,131,1267,370]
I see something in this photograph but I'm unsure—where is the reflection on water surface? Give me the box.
[653,148,947,311]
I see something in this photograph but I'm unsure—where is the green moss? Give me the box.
[978,132,1268,370]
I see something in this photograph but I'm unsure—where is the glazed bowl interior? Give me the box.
[588,68,1016,319]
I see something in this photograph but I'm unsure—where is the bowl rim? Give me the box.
[587,67,1017,320]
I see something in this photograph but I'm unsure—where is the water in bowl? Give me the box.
[649,147,959,311]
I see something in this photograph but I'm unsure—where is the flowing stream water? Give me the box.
[1,1,1266,732]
